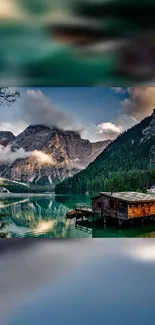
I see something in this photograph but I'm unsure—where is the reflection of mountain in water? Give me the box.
[0,196,73,238]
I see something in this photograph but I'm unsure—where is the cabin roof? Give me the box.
[150,185,155,189]
[99,192,155,203]
[91,195,101,199]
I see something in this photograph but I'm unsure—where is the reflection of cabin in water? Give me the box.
[92,192,155,220]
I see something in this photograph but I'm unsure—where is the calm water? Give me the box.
[1,194,155,238]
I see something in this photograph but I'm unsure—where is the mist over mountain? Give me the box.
[0,124,111,186]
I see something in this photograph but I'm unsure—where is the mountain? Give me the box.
[0,125,110,187]
[0,131,15,146]
[55,109,155,194]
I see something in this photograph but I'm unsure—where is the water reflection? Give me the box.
[1,194,155,238]
[0,194,91,238]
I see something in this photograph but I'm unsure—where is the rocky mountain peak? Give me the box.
[0,124,111,186]
[0,131,15,147]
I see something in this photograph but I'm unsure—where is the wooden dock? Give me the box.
[66,203,103,227]
[76,204,92,215]
[66,203,93,220]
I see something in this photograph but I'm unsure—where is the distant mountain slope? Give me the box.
[0,177,29,193]
[0,125,110,186]
[0,131,15,146]
[55,110,155,194]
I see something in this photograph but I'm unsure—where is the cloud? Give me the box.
[81,122,123,142]
[97,122,123,139]
[0,144,56,165]
[0,145,29,163]
[3,87,154,145]
[31,150,55,165]
[120,87,155,121]
[18,89,80,131]
[0,122,27,136]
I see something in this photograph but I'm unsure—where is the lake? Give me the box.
[1,193,155,238]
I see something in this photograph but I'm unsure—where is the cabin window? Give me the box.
[110,200,114,209]
[98,202,101,209]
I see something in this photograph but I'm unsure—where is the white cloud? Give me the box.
[0,145,29,163]
[96,122,123,139]
[0,144,56,165]
[80,121,123,142]
[98,122,122,134]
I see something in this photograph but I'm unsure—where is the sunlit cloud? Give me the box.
[0,144,56,165]
[120,87,155,121]
[96,122,123,139]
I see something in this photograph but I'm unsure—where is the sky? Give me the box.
[0,87,155,142]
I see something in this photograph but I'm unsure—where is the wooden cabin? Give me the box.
[91,192,155,220]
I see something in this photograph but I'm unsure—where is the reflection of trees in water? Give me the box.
[55,195,91,209]
[0,221,8,238]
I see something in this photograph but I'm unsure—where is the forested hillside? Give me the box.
[55,112,155,194]
[0,178,54,193]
